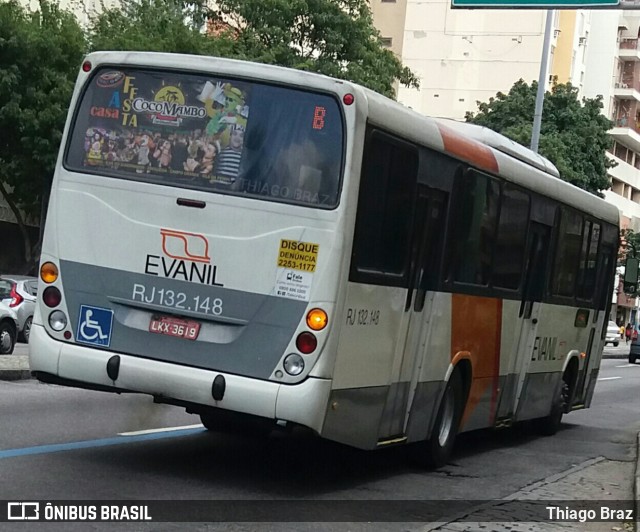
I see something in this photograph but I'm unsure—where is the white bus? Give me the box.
[31,51,619,467]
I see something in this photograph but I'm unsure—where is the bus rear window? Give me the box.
[65,67,344,208]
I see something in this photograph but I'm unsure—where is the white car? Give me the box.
[605,321,620,347]
[0,301,18,354]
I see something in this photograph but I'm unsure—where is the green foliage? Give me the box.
[0,0,85,264]
[0,0,85,214]
[210,0,419,97]
[88,0,235,56]
[620,228,640,263]
[465,79,615,196]
[87,0,418,98]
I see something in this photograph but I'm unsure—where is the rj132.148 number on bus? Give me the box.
[131,284,223,316]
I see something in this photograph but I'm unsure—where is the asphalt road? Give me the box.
[0,346,638,529]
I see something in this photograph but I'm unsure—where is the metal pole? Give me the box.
[531,9,554,153]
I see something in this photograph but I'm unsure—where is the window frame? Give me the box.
[62,64,347,211]
[349,128,420,287]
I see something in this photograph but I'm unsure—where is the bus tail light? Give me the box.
[296,332,317,354]
[41,262,59,283]
[284,354,305,376]
[43,287,62,307]
[306,308,328,331]
[49,311,68,331]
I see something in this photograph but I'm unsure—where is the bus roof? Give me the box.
[82,51,350,95]
[360,86,619,226]
[432,119,561,179]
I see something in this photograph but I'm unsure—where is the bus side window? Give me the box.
[552,208,583,298]
[492,184,530,291]
[596,223,618,312]
[447,170,499,286]
[576,220,600,302]
[350,131,418,285]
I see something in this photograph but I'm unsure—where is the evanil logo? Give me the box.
[144,229,223,286]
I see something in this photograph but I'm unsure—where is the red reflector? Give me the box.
[296,332,317,354]
[64,331,72,340]
[82,60,92,72]
[43,287,62,307]
[343,93,355,106]
[9,284,22,308]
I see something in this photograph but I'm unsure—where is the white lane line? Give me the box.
[118,423,204,436]
[598,376,622,381]
[616,364,638,368]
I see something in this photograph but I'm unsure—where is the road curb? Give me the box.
[0,370,32,381]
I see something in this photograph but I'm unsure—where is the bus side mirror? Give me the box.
[624,257,640,295]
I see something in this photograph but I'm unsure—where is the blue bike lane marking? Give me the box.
[0,427,206,460]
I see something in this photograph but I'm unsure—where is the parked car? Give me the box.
[0,275,38,342]
[630,332,640,364]
[605,320,620,347]
[0,302,18,354]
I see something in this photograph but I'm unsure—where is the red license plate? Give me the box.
[149,316,200,340]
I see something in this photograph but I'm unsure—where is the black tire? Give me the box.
[630,354,637,364]
[200,410,272,437]
[412,371,464,469]
[613,341,619,347]
[536,381,569,436]
[0,321,16,355]
[20,317,33,343]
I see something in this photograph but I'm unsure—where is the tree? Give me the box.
[465,79,615,196]
[88,0,234,57]
[0,0,85,269]
[620,228,640,263]
[88,0,418,99]
[210,0,419,98]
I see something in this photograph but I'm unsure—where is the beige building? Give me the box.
[370,1,595,115]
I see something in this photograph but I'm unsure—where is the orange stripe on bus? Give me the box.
[438,124,499,174]
[451,294,502,428]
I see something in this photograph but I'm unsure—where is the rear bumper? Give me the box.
[29,323,331,433]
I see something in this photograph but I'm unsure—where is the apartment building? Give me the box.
[581,12,640,324]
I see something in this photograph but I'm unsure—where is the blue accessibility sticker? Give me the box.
[76,305,114,347]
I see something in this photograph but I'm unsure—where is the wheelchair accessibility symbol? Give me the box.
[77,305,114,347]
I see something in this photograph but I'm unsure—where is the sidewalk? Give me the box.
[0,353,30,381]
[423,456,637,531]
[603,342,634,360]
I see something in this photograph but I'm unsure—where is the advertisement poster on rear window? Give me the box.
[75,69,250,186]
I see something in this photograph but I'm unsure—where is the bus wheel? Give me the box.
[412,370,464,469]
[199,410,272,438]
[536,381,569,436]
